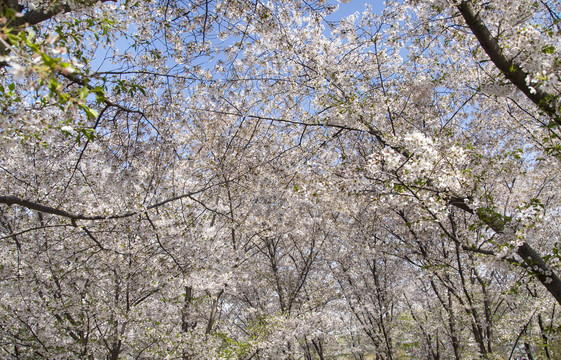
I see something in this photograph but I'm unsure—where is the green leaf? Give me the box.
[78,87,89,100]
[542,44,555,54]
[80,128,96,141]
[84,107,98,119]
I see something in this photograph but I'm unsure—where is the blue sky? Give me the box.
[333,0,386,18]
[90,0,389,77]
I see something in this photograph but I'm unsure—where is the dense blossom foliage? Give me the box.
[1,0,561,358]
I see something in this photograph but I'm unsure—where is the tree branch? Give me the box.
[458,0,561,125]
[448,196,561,305]
[6,0,117,28]
[517,243,561,305]
[0,184,215,222]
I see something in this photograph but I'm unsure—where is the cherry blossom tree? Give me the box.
[2,0,561,358]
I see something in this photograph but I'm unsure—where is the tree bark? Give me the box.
[516,243,561,305]
[449,199,561,306]
[458,0,560,125]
